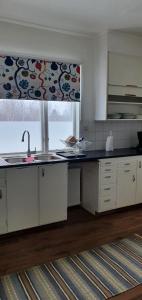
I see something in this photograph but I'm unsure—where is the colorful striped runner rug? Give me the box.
[0,233,142,300]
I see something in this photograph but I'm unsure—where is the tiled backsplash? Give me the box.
[80,120,142,150]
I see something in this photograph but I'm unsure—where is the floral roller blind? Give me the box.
[0,55,80,101]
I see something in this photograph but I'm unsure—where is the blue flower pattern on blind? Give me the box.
[0,56,80,101]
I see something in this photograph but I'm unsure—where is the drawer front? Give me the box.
[118,160,136,170]
[98,195,116,212]
[99,184,115,198]
[100,172,116,185]
[99,159,115,169]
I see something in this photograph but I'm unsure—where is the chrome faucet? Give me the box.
[21,130,31,157]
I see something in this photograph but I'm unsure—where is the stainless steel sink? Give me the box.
[4,153,64,164]
[35,153,62,161]
[5,157,26,164]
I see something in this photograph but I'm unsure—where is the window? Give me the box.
[48,101,80,150]
[0,100,42,154]
[0,99,80,154]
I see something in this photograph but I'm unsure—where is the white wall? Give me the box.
[0,21,95,121]
[1,23,142,150]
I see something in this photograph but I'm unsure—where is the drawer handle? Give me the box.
[105,169,111,172]
[124,163,130,166]
[124,170,130,173]
[125,84,138,88]
[42,168,45,177]
[104,199,111,203]
[104,188,111,191]
[105,176,111,178]
[105,162,112,165]
[124,93,136,97]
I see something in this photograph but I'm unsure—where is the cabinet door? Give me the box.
[117,166,136,208]
[7,167,38,232]
[109,52,142,87]
[136,159,142,204]
[0,186,7,234]
[39,163,67,225]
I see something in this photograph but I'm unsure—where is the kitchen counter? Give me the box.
[0,148,142,169]
[60,147,142,163]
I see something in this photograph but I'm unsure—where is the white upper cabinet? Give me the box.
[108,52,142,87]
[7,166,38,232]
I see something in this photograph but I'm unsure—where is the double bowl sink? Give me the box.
[4,153,64,165]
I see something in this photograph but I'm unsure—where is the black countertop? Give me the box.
[0,148,142,169]
[61,148,142,163]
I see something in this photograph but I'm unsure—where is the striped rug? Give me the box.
[0,234,142,300]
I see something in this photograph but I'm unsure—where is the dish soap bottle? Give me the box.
[105,131,114,151]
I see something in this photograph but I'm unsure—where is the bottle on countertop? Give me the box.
[105,130,114,152]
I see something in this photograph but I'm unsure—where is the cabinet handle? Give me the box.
[105,176,111,178]
[104,187,111,191]
[124,170,130,173]
[104,199,111,203]
[105,162,111,165]
[124,163,130,166]
[42,168,45,177]
[124,93,136,97]
[105,169,111,172]
[0,189,2,199]
[139,161,142,168]
[125,84,138,88]
[132,175,136,182]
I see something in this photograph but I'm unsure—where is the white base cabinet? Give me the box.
[7,166,38,232]
[82,159,117,213]
[136,158,142,204]
[117,160,137,208]
[0,171,7,234]
[82,156,142,214]
[39,163,68,225]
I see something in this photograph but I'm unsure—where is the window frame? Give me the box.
[43,101,80,152]
[0,100,80,156]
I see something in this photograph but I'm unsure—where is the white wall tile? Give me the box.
[81,120,142,150]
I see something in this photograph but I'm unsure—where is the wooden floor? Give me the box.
[1,206,142,299]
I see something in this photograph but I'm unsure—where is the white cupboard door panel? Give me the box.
[0,187,7,234]
[117,167,136,208]
[136,159,142,204]
[39,163,67,225]
[109,53,142,87]
[7,167,38,232]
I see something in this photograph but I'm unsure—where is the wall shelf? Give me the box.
[108,101,142,105]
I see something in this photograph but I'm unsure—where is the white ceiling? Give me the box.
[1,0,142,35]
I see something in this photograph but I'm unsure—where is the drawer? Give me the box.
[100,172,116,185]
[99,159,115,168]
[98,195,116,212]
[118,160,136,170]
[99,184,115,198]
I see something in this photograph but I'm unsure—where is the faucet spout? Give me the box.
[21,130,31,157]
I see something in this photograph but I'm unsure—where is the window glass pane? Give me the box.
[48,101,79,150]
[0,100,42,154]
